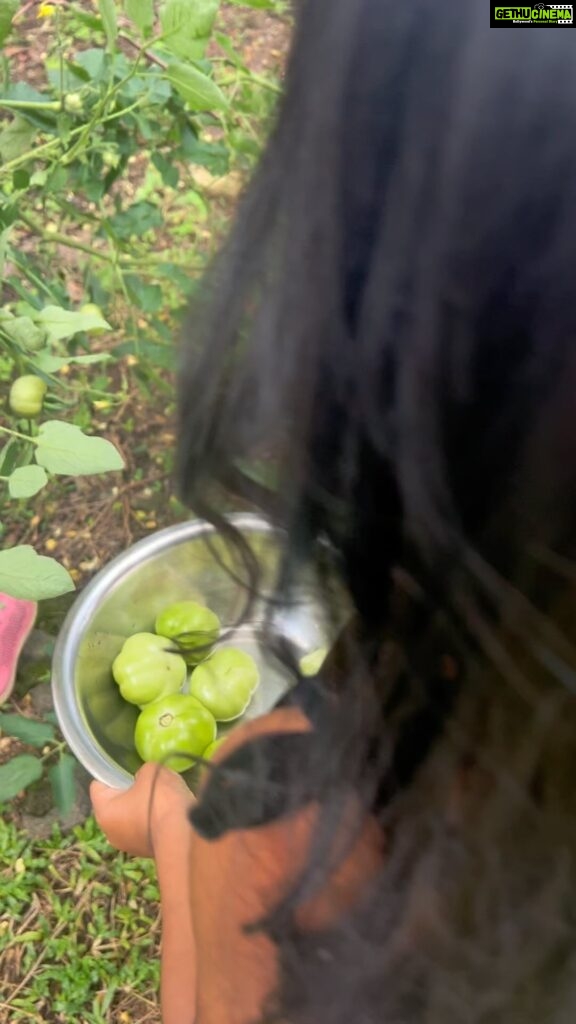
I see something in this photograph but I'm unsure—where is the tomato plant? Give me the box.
[0,0,282,602]
[134,692,216,772]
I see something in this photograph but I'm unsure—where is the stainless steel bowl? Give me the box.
[52,514,328,788]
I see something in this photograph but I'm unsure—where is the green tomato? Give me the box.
[189,647,259,722]
[9,375,47,417]
[135,694,216,773]
[63,92,83,114]
[112,632,187,707]
[155,601,220,664]
[203,736,227,760]
[299,646,328,677]
[200,735,228,779]
[101,147,121,170]
[79,303,107,336]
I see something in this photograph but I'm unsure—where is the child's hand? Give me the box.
[90,762,194,858]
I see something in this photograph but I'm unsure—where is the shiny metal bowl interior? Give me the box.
[52,514,330,788]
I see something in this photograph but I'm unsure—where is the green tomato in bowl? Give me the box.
[299,646,328,677]
[189,647,259,722]
[134,693,217,773]
[200,736,228,779]
[203,736,227,761]
[155,601,220,664]
[112,632,187,707]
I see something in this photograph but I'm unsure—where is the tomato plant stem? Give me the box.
[0,424,33,443]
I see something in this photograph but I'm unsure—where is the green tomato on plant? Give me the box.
[63,92,84,114]
[79,303,108,336]
[9,375,47,417]
[155,601,220,665]
[112,632,187,707]
[189,647,259,722]
[134,693,216,773]
[101,147,121,171]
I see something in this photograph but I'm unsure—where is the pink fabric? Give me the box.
[0,594,37,704]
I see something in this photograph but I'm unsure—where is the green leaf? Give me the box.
[0,440,21,477]
[33,305,111,341]
[215,32,247,70]
[12,168,28,190]
[0,226,10,279]
[0,202,18,230]
[0,117,36,163]
[0,315,46,351]
[124,0,154,37]
[151,151,179,188]
[8,466,48,499]
[45,57,90,92]
[0,755,43,803]
[116,337,175,370]
[3,82,46,104]
[98,0,118,48]
[0,0,18,46]
[49,753,77,817]
[125,274,163,313]
[35,421,124,476]
[0,546,74,601]
[73,48,107,82]
[34,352,111,373]
[164,61,228,112]
[1,83,58,132]
[179,126,229,174]
[160,0,218,60]
[107,201,162,240]
[69,8,105,33]
[0,713,56,748]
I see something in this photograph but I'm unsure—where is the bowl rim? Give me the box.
[51,513,278,788]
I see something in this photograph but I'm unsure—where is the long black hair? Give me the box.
[178,1,576,1020]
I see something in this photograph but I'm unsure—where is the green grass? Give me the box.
[0,817,161,1024]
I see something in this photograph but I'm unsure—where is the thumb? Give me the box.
[90,778,121,812]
